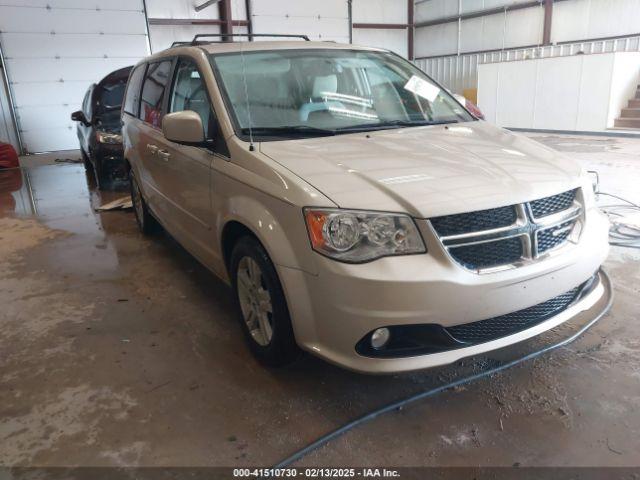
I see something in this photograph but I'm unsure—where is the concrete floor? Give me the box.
[1,133,639,469]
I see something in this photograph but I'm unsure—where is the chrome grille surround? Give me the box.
[429,189,583,274]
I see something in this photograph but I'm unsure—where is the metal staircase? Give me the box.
[615,84,640,129]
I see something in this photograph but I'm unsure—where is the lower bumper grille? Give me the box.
[446,284,583,344]
[355,275,596,359]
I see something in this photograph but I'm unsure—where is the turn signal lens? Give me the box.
[305,209,327,249]
[303,208,426,263]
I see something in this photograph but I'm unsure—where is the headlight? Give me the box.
[304,208,426,263]
[96,131,122,144]
[580,170,597,209]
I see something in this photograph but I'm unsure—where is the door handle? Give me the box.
[146,144,158,155]
[157,150,171,161]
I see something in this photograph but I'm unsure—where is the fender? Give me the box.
[216,194,319,280]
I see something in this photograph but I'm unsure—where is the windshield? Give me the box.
[210,49,474,139]
[98,81,126,110]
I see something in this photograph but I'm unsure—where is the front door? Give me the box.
[151,57,217,266]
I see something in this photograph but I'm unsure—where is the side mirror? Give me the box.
[162,111,205,145]
[71,110,89,125]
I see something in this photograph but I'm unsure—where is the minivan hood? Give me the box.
[259,121,582,218]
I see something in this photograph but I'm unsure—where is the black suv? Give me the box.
[71,66,132,189]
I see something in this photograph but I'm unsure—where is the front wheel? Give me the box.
[94,157,110,190]
[81,149,93,172]
[230,236,300,366]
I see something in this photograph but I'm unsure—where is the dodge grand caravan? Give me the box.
[121,36,610,373]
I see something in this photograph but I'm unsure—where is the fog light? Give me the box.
[371,328,390,349]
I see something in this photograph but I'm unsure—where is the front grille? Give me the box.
[537,221,574,254]
[446,284,582,344]
[430,205,517,236]
[430,189,582,272]
[530,189,577,218]
[449,237,523,270]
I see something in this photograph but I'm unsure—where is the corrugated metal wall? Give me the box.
[415,0,542,58]
[551,0,640,44]
[3,0,639,151]
[250,0,349,42]
[352,0,409,58]
[414,0,640,93]
[416,35,640,94]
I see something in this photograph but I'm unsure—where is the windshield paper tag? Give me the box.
[404,75,440,102]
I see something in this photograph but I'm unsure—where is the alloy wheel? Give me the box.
[237,256,274,346]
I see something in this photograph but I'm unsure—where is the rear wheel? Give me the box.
[130,172,160,235]
[230,236,300,366]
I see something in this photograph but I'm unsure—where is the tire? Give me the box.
[230,236,300,366]
[81,149,93,172]
[130,172,160,235]
[94,157,109,190]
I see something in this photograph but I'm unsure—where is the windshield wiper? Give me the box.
[336,119,458,132]
[240,126,336,137]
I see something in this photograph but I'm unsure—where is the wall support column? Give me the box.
[542,0,553,45]
[408,0,414,60]
[245,0,253,40]
[218,0,233,41]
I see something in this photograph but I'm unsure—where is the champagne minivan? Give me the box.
[121,36,610,373]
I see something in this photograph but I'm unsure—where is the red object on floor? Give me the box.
[0,142,19,169]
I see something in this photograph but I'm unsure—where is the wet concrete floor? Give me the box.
[0,134,639,468]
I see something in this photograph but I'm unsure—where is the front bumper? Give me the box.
[279,207,610,373]
[94,143,127,178]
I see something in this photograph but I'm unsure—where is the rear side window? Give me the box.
[123,64,146,117]
[139,60,173,128]
[82,87,92,118]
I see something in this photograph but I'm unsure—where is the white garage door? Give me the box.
[0,0,150,153]
[251,0,349,42]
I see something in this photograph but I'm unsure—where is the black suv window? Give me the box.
[139,60,172,128]
[123,64,146,117]
[82,85,94,120]
[169,58,214,138]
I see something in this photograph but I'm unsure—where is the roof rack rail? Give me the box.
[170,41,193,47]
[170,33,310,48]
